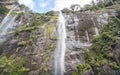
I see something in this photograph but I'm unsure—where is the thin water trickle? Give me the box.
[54,11,66,75]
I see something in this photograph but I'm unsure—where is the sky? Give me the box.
[18,0,93,13]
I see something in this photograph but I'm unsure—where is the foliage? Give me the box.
[83,4,92,11]
[91,19,119,57]
[72,64,90,75]
[39,43,55,74]
[0,5,9,15]
[32,14,49,25]
[14,9,57,37]
[83,17,120,75]
[14,24,39,35]
[14,13,48,35]
[82,0,120,12]
[18,41,27,46]
[19,4,27,9]
[77,64,90,74]
[62,8,71,13]
[51,36,58,40]
[45,11,56,16]
[0,55,29,75]
[71,2,120,75]
[78,2,120,74]
[108,61,120,69]
[15,12,24,21]
[50,15,57,22]
[46,25,53,38]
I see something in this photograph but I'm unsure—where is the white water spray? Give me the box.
[54,11,66,75]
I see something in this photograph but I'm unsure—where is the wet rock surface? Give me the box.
[63,12,98,74]
[114,37,120,66]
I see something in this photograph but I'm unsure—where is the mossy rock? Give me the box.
[18,41,27,46]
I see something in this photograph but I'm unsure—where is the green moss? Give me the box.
[18,41,27,46]
[50,15,57,22]
[44,57,50,63]
[14,24,40,35]
[46,25,53,39]
[40,64,48,75]
[51,36,58,40]
[72,72,78,75]
[32,61,37,65]
[39,43,55,74]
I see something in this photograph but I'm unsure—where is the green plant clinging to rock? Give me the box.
[0,55,29,75]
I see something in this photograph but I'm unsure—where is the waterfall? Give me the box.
[0,6,17,43]
[0,6,17,30]
[54,11,66,75]
[0,15,17,35]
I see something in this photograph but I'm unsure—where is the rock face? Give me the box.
[61,7,120,74]
[62,11,99,74]
[0,0,17,9]
[114,37,120,66]
[0,1,120,75]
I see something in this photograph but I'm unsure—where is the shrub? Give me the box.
[0,5,8,15]
[83,17,120,75]
[46,25,53,38]
[18,41,27,46]
[45,11,56,16]
[0,55,29,75]
[73,64,91,75]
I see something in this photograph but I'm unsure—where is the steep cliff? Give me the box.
[0,0,120,75]
[0,0,58,75]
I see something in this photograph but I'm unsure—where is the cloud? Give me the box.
[40,2,48,8]
[18,0,93,13]
[18,0,34,10]
[54,0,92,11]
[39,0,54,8]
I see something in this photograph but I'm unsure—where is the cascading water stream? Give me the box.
[0,6,17,29]
[54,11,66,75]
[0,15,17,35]
[0,5,18,43]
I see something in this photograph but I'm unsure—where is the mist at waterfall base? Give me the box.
[0,6,18,43]
[54,11,66,75]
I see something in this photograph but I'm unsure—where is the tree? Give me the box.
[83,4,92,11]
[45,11,55,16]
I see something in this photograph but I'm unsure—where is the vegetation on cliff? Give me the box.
[0,0,120,75]
[73,1,120,75]
[0,55,29,75]
[0,5,8,15]
[0,3,57,75]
